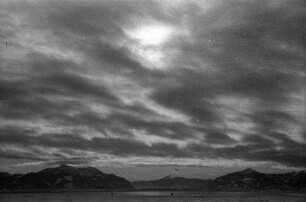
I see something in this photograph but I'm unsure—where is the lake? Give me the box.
[0,191,305,202]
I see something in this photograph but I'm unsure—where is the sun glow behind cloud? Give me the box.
[127,24,174,46]
[125,24,179,69]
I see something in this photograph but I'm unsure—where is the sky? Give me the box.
[0,0,305,181]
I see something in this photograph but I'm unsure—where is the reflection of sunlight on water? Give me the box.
[0,192,305,202]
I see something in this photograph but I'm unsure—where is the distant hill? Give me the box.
[133,175,212,190]
[0,164,133,192]
[133,168,306,192]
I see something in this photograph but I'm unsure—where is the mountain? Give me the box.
[0,164,133,192]
[0,172,23,190]
[211,168,306,191]
[133,175,212,190]
[2,167,305,192]
[133,168,306,192]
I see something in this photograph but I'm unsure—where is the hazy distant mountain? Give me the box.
[0,164,133,192]
[133,168,306,191]
[133,175,212,190]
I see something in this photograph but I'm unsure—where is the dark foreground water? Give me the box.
[0,191,305,202]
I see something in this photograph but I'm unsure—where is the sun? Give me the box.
[127,25,173,46]
[124,24,177,69]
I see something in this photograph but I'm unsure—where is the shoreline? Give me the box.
[1,190,306,195]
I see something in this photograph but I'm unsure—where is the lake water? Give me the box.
[0,191,305,202]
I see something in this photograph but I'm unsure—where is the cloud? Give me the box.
[0,0,304,177]
[0,127,189,159]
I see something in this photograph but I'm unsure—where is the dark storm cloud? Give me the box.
[243,134,275,146]
[250,109,299,133]
[0,0,304,173]
[0,80,29,101]
[31,59,118,101]
[47,157,97,167]
[0,151,45,162]
[153,0,303,104]
[150,0,304,166]
[152,80,219,123]
[25,0,166,80]
[0,52,120,118]
[204,130,236,144]
[188,133,306,167]
[107,112,197,140]
[0,127,189,158]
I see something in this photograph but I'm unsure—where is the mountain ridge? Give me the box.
[133,169,306,192]
[1,165,305,192]
[0,164,133,192]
